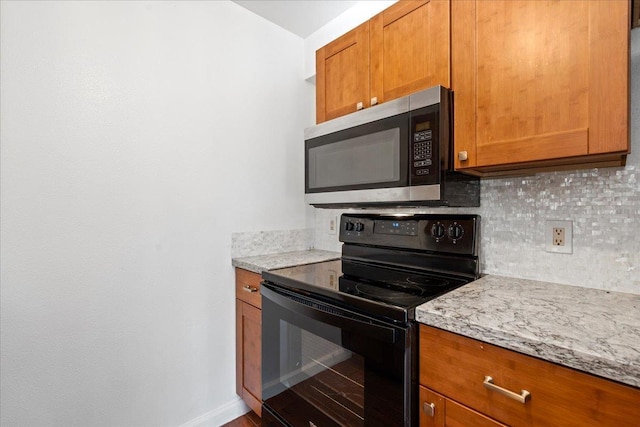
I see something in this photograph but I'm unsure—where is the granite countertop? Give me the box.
[416,275,640,388]
[232,249,340,274]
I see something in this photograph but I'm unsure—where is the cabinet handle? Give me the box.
[483,376,531,404]
[356,101,364,110]
[371,97,378,106]
[243,285,258,293]
[423,402,436,417]
[458,151,468,161]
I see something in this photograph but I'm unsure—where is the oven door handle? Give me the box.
[262,284,398,344]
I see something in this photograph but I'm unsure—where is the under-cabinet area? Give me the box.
[419,325,640,427]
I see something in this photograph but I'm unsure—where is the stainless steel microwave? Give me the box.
[304,86,480,208]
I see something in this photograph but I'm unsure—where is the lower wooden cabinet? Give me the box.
[419,325,640,427]
[420,386,506,427]
[235,268,262,416]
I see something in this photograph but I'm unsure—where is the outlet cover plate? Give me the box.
[328,216,337,235]
[545,220,573,254]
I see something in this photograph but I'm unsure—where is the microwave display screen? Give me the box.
[415,121,431,132]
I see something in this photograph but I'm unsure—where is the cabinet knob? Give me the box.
[356,101,364,110]
[458,151,468,161]
[423,402,436,417]
[243,285,258,293]
[371,97,378,106]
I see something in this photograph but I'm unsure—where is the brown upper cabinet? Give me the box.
[452,0,631,175]
[316,0,451,123]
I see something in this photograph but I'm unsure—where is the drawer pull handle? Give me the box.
[483,376,531,403]
[423,402,436,417]
[242,285,258,293]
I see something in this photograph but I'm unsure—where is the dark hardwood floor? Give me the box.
[221,410,260,427]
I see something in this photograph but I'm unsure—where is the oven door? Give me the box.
[261,282,416,427]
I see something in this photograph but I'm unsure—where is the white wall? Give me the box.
[315,29,640,295]
[0,1,312,426]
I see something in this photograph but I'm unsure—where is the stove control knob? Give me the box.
[431,223,446,239]
[448,224,464,241]
[345,222,354,231]
[355,222,364,232]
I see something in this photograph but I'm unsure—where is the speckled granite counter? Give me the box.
[416,275,640,388]
[232,249,340,274]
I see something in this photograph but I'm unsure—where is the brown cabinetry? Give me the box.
[420,386,507,427]
[316,21,370,123]
[235,268,262,416]
[452,0,630,175]
[419,325,640,427]
[316,0,450,123]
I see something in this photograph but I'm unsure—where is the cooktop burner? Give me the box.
[339,271,466,309]
[351,281,439,305]
[357,281,425,298]
[405,275,450,287]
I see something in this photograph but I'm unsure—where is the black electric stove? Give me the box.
[260,213,480,427]
[262,213,480,324]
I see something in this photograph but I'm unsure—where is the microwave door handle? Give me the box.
[262,284,398,344]
[443,88,453,171]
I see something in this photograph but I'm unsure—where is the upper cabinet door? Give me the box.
[315,0,451,124]
[316,22,370,123]
[370,0,451,105]
[453,0,630,173]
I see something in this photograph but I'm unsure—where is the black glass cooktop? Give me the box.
[263,214,480,324]
[261,259,470,323]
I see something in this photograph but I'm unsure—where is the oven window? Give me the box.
[275,320,365,425]
[308,128,400,189]
[262,289,412,427]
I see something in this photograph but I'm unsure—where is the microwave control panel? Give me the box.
[410,107,439,185]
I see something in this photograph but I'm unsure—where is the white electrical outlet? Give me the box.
[328,270,337,289]
[328,216,337,235]
[545,220,573,254]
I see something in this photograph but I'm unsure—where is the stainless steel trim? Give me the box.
[409,184,441,200]
[483,376,531,404]
[305,184,441,205]
[305,97,409,140]
[409,85,443,110]
[305,86,444,140]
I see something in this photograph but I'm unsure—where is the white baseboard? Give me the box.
[180,396,250,427]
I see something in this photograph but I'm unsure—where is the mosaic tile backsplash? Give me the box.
[313,29,640,295]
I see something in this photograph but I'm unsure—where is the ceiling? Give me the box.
[233,1,359,38]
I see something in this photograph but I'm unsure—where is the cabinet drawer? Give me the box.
[419,325,640,427]
[420,386,506,427]
[235,268,261,308]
